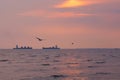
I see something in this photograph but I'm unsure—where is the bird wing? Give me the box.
[36,37,43,41]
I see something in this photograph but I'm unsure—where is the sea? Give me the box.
[0,49,120,80]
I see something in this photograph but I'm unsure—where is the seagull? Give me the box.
[72,43,74,45]
[36,37,44,41]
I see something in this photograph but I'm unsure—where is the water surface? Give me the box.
[0,49,120,80]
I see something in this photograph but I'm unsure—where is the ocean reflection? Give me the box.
[0,49,120,80]
[56,55,89,80]
[63,77,88,80]
[60,69,82,76]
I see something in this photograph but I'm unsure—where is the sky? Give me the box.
[0,0,120,49]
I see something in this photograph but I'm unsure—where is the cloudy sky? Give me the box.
[0,0,120,49]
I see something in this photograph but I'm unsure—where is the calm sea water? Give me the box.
[0,49,120,80]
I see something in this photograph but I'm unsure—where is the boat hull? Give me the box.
[42,47,60,50]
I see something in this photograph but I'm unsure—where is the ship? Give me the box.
[42,45,60,49]
[13,45,32,49]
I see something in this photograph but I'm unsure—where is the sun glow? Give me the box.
[55,0,88,8]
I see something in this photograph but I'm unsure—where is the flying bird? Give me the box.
[72,43,74,45]
[36,37,44,41]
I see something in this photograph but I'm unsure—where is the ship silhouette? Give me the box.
[42,45,60,49]
[13,45,32,49]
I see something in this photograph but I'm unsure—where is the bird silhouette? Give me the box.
[72,43,74,45]
[36,37,44,41]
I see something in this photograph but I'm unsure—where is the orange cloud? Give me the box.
[55,0,87,8]
[55,0,102,8]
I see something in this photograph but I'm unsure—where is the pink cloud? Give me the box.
[17,10,92,18]
[48,12,92,18]
[17,10,44,17]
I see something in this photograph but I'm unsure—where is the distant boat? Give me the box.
[13,45,32,49]
[42,45,60,49]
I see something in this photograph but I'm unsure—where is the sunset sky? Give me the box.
[0,0,120,49]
